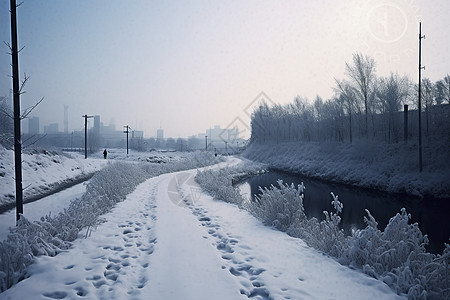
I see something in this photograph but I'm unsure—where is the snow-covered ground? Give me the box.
[0,156,403,299]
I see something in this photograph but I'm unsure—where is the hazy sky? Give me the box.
[1,0,449,138]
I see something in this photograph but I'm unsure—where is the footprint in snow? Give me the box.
[188,204,271,299]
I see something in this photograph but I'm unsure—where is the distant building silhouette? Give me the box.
[28,116,39,135]
[44,123,58,134]
[93,115,100,137]
[157,128,164,140]
[64,105,69,134]
[132,130,144,138]
[204,125,239,142]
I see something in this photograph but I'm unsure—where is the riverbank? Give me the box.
[0,172,96,214]
[0,147,107,207]
[243,140,450,198]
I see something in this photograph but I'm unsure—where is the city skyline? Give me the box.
[23,113,240,143]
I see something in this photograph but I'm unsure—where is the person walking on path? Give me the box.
[103,149,107,159]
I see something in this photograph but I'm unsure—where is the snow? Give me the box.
[0,155,404,299]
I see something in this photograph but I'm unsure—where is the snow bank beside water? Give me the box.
[243,140,450,198]
[0,148,107,207]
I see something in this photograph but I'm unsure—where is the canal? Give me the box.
[238,169,450,254]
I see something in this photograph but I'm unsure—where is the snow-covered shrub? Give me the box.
[344,208,450,298]
[0,216,69,291]
[316,193,347,258]
[195,160,266,206]
[196,168,245,205]
[286,192,348,259]
[197,169,244,205]
[247,180,306,231]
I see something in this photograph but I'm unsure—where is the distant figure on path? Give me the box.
[103,149,107,159]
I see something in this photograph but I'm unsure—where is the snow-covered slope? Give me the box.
[243,140,450,198]
[0,148,107,207]
[0,158,403,299]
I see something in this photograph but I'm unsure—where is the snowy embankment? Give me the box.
[195,162,450,299]
[1,157,403,300]
[243,140,450,198]
[0,148,107,209]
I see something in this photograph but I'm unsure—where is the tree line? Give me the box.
[251,53,450,144]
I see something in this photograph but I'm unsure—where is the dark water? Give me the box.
[240,169,450,254]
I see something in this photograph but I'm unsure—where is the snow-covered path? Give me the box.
[143,170,240,299]
[0,159,404,299]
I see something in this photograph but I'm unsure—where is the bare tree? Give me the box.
[345,53,376,137]
[334,79,356,143]
[6,0,44,223]
[435,75,450,104]
[250,101,270,143]
[376,73,410,143]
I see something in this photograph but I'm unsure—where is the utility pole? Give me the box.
[418,22,425,172]
[205,135,208,151]
[64,105,69,134]
[124,125,131,155]
[82,115,93,159]
[10,0,23,223]
[404,104,408,144]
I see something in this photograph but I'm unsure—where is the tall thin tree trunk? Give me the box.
[349,111,352,144]
[10,0,23,223]
[365,96,368,137]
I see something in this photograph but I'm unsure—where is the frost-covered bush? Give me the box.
[247,180,306,231]
[195,168,244,205]
[0,151,222,292]
[345,209,450,299]
[195,160,266,206]
[196,163,450,299]
[289,192,348,259]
